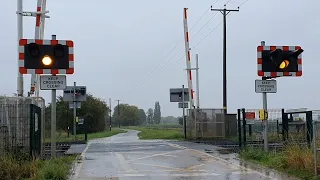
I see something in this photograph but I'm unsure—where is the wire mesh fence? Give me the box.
[0,96,45,157]
[187,108,226,139]
[183,106,320,170]
[312,117,320,175]
[238,108,320,151]
[141,124,183,129]
[240,108,282,145]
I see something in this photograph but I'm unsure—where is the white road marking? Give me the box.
[127,149,184,162]
[123,174,147,177]
[125,169,214,173]
[166,142,275,179]
[130,146,154,150]
[166,143,188,149]
[184,159,216,170]
[70,143,91,179]
[159,154,178,158]
[130,162,182,171]
[121,151,155,154]
[123,150,178,158]
[123,172,221,177]
[115,153,133,171]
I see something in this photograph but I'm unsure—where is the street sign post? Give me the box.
[69,102,81,109]
[63,84,87,137]
[40,75,66,90]
[256,41,303,153]
[255,79,277,93]
[178,102,189,108]
[169,86,189,139]
[63,86,87,102]
[19,35,75,158]
[78,117,84,125]
[169,88,189,102]
[245,112,255,125]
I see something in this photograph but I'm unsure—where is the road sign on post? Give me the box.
[178,102,189,108]
[63,84,87,138]
[245,112,255,125]
[69,102,81,109]
[40,75,66,90]
[255,79,277,93]
[18,38,74,75]
[257,45,303,77]
[24,35,75,158]
[245,112,255,119]
[78,118,84,125]
[256,42,304,153]
[63,86,87,102]
[169,88,189,102]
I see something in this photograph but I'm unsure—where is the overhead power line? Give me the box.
[122,1,220,98]
[123,0,250,99]
[125,16,228,97]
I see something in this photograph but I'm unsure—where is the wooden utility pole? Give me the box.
[115,100,121,128]
[211,5,239,137]
[211,5,239,115]
[109,98,112,131]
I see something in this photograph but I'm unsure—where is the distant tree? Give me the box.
[46,94,109,134]
[112,104,140,126]
[153,101,161,124]
[161,116,179,124]
[77,95,108,132]
[147,108,154,124]
[138,109,147,125]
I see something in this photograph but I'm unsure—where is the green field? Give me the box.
[125,126,184,140]
[45,128,126,143]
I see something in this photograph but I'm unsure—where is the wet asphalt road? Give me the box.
[71,130,298,180]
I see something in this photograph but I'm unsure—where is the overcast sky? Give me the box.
[1,0,319,117]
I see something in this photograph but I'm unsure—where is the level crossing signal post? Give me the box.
[169,87,189,139]
[63,85,87,141]
[18,35,74,158]
[256,41,303,152]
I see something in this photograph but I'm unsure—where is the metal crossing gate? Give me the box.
[30,104,42,157]
[238,108,315,148]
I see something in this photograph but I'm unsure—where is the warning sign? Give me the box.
[40,75,67,90]
[255,80,277,93]
[245,112,256,119]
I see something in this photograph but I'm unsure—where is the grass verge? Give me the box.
[0,154,76,180]
[239,145,319,180]
[45,128,126,143]
[125,126,184,140]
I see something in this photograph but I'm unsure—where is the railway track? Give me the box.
[42,142,86,158]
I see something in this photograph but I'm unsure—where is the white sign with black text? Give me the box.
[40,75,67,90]
[255,79,277,93]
